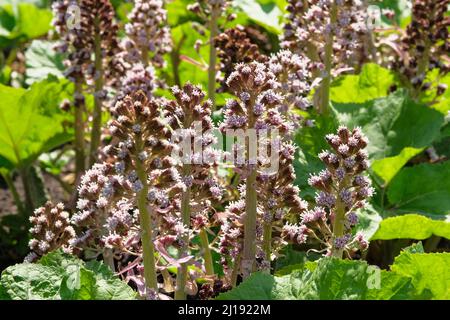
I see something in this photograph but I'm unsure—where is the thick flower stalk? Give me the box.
[25,202,76,262]
[73,91,178,293]
[122,0,172,68]
[281,0,370,114]
[188,0,231,108]
[219,61,302,278]
[256,142,308,266]
[218,142,307,282]
[52,0,122,171]
[214,26,268,93]
[299,126,373,258]
[164,83,223,299]
[392,0,449,98]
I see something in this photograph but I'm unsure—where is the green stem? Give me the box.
[331,204,345,259]
[103,248,115,272]
[262,222,272,269]
[331,176,349,259]
[241,95,258,279]
[46,172,73,195]
[2,171,24,213]
[74,81,86,182]
[318,1,337,115]
[161,268,174,293]
[175,264,187,300]
[19,167,34,213]
[414,40,431,99]
[135,138,158,291]
[368,28,379,65]
[416,3,434,80]
[424,236,441,253]
[100,206,116,271]
[170,35,186,88]
[242,168,257,278]
[175,164,192,300]
[89,16,104,166]
[199,229,214,276]
[141,46,149,67]
[208,6,219,109]
[231,254,241,288]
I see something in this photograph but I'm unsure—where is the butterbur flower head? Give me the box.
[282,223,309,244]
[188,0,230,19]
[315,191,336,208]
[52,0,122,87]
[123,0,172,68]
[303,126,373,256]
[73,91,177,253]
[73,163,123,228]
[392,0,449,94]
[215,26,268,92]
[346,211,358,226]
[27,202,75,261]
[268,50,314,126]
[116,63,156,102]
[221,61,285,138]
[302,206,326,224]
[281,0,371,73]
[164,83,224,216]
[226,62,277,98]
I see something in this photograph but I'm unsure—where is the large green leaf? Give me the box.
[0,263,62,299]
[297,77,443,201]
[217,258,421,300]
[274,246,321,276]
[421,71,450,115]
[392,251,450,299]
[233,0,283,34]
[84,260,138,300]
[0,250,136,300]
[372,214,450,240]
[275,245,319,271]
[166,0,198,27]
[216,272,275,300]
[332,90,444,189]
[332,90,444,161]
[0,1,49,7]
[25,40,65,85]
[370,147,423,185]
[0,3,52,47]
[0,77,73,170]
[330,63,397,104]
[387,161,450,217]
[354,203,383,240]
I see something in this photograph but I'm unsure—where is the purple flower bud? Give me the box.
[315,191,336,208]
[240,92,251,101]
[340,188,353,207]
[132,180,144,193]
[346,211,358,226]
[334,233,351,249]
[253,103,264,116]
